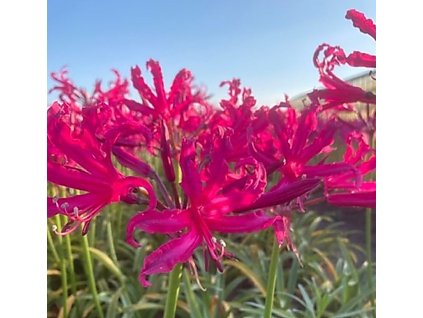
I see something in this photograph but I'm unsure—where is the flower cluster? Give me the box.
[47,10,375,286]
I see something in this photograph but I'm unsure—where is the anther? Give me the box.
[52,225,59,234]
[60,202,69,211]
[219,239,226,248]
[218,239,226,258]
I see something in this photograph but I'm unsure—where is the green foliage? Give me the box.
[47,206,375,317]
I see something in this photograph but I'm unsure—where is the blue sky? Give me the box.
[48,0,375,106]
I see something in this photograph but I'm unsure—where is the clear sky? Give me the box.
[48,0,375,106]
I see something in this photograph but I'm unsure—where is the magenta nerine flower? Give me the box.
[47,8,376,287]
[127,138,278,286]
[47,102,157,235]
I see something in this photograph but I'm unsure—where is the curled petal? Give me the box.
[116,176,157,210]
[140,228,202,287]
[345,9,376,40]
[131,65,157,106]
[168,68,193,106]
[126,209,190,247]
[146,59,167,113]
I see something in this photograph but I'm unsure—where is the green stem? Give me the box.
[54,216,68,318]
[107,221,119,265]
[264,238,280,318]
[365,209,375,314]
[60,260,68,318]
[81,234,104,318]
[47,227,60,263]
[182,269,202,318]
[64,233,80,315]
[163,264,183,318]
[88,220,97,246]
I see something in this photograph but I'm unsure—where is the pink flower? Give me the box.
[127,139,277,286]
[128,59,210,133]
[308,10,376,110]
[308,44,375,110]
[47,102,157,235]
[325,133,375,208]
[203,79,261,162]
[268,105,357,183]
[50,68,129,107]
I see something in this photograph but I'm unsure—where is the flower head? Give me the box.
[47,102,156,235]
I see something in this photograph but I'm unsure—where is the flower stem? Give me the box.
[54,216,68,318]
[81,233,104,318]
[163,264,183,318]
[182,269,202,318]
[264,237,280,318]
[107,221,118,265]
[365,208,375,314]
[47,226,60,263]
[64,229,80,315]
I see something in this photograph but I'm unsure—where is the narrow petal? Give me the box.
[48,119,115,177]
[112,146,153,177]
[180,139,203,204]
[345,9,376,40]
[160,121,176,182]
[346,51,376,68]
[131,65,158,106]
[273,218,287,247]
[206,210,277,233]
[47,197,59,217]
[140,228,202,287]
[292,110,317,155]
[146,59,168,113]
[304,163,361,187]
[126,209,190,247]
[123,99,155,116]
[48,161,110,193]
[327,191,375,208]
[235,178,320,212]
[47,193,107,219]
